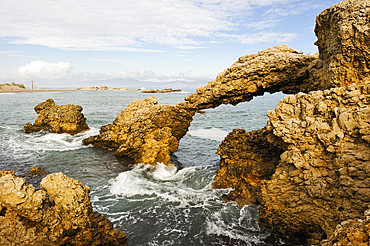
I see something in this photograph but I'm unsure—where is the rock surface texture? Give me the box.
[315,0,370,88]
[0,170,127,246]
[321,205,370,246]
[212,128,283,206]
[184,45,318,110]
[259,83,370,244]
[83,97,193,165]
[24,99,89,135]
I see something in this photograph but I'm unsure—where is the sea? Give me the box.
[0,89,286,245]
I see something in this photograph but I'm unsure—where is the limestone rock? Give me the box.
[83,97,193,165]
[0,170,127,246]
[321,206,370,245]
[24,99,89,135]
[184,45,318,110]
[212,128,283,206]
[256,83,370,243]
[315,0,370,88]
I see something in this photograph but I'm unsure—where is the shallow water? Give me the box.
[0,90,286,245]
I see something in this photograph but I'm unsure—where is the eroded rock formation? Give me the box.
[315,0,370,88]
[184,45,318,110]
[212,128,283,206]
[24,99,89,135]
[200,0,370,244]
[0,170,127,246]
[83,97,193,165]
[259,83,370,244]
[321,205,370,245]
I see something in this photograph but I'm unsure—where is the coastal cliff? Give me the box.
[191,0,370,244]
[24,99,89,135]
[0,170,127,246]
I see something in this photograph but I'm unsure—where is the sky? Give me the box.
[0,0,340,89]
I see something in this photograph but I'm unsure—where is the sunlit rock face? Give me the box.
[184,45,319,110]
[189,0,370,244]
[259,83,370,244]
[83,97,194,165]
[315,0,370,88]
[0,170,127,246]
[24,98,89,135]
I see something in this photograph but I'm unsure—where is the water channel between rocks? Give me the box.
[0,90,286,245]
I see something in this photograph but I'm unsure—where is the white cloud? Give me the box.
[220,32,300,44]
[244,19,281,30]
[0,51,32,57]
[16,60,213,83]
[18,60,77,80]
[0,0,301,51]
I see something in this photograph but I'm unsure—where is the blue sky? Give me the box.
[0,0,339,89]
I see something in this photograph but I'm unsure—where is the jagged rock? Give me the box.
[0,170,127,246]
[24,99,89,135]
[321,205,370,245]
[315,0,370,88]
[212,128,283,206]
[184,45,318,110]
[256,83,370,244]
[83,97,193,165]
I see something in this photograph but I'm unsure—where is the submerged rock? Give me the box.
[0,170,127,246]
[83,97,193,165]
[24,98,89,135]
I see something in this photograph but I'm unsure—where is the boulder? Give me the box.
[0,170,127,246]
[24,99,89,135]
[83,97,193,165]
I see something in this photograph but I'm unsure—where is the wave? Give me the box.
[187,128,229,141]
[109,163,219,206]
[4,127,100,153]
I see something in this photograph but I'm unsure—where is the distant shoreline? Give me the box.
[0,85,141,93]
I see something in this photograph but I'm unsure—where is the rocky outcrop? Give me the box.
[83,97,193,165]
[212,128,283,206]
[315,0,370,88]
[24,99,89,135]
[321,205,370,245]
[0,170,127,246]
[202,0,370,244]
[184,0,370,111]
[258,83,370,244]
[184,45,318,110]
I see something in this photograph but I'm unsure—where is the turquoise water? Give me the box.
[0,90,285,245]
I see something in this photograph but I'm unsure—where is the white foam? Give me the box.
[188,128,229,141]
[109,164,225,207]
[206,205,268,243]
[8,127,100,152]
